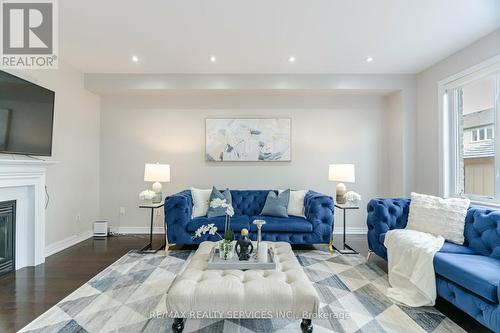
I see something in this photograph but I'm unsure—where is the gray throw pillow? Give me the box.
[207,187,233,218]
[261,189,290,218]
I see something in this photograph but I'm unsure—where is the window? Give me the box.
[471,127,494,142]
[445,65,500,201]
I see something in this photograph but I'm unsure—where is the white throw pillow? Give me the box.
[190,187,212,218]
[279,189,307,217]
[407,192,470,244]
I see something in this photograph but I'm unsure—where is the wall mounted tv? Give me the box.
[0,70,55,156]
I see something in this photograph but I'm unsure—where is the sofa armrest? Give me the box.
[304,191,334,242]
[366,198,410,259]
[165,190,193,243]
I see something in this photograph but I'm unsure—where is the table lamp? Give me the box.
[329,164,355,204]
[144,163,170,203]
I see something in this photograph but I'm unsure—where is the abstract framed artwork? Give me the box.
[206,118,291,161]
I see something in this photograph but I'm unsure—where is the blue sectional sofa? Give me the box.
[165,189,334,245]
[367,198,500,332]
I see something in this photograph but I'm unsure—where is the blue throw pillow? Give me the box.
[207,187,233,218]
[261,189,290,218]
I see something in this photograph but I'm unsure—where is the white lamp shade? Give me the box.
[144,163,170,182]
[329,164,355,183]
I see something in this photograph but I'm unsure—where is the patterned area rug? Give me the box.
[20,249,465,333]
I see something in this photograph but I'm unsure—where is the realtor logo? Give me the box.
[1,0,58,68]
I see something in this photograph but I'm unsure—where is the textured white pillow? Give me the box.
[190,187,212,218]
[279,189,307,217]
[407,192,470,244]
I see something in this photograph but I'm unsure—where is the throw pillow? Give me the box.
[261,189,290,218]
[407,192,470,244]
[190,187,212,218]
[279,189,307,217]
[207,187,233,218]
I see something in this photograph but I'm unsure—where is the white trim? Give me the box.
[438,54,500,197]
[0,159,56,268]
[44,230,93,257]
[117,226,165,234]
[333,226,367,234]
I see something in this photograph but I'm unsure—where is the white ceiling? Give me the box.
[60,0,500,74]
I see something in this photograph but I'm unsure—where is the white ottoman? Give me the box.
[166,241,319,332]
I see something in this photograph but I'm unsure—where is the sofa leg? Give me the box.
[366,250,374,261]
[301,319,313,333]
[172,318,184,333]
[328,241,334,254]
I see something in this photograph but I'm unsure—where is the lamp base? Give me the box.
[152,182,163,203]
[336,183,347,204]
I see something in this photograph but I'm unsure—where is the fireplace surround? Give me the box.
[0,158,54,270]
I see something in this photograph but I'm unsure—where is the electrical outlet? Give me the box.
[76,212,81,222]
[156,209,161,216]
[119,207,125,215]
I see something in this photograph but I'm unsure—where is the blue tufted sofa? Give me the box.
[165,189,334,245]
[367,198,500,332]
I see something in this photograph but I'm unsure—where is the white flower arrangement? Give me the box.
[345,191,361,203]
[209,198,234,217]
[139,190,156,201]
[192,223,222,240]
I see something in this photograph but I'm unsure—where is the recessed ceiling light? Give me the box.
[131,56,139,63]
[288,56,296,63]
[210,56,217,62]
[366,56,374,63]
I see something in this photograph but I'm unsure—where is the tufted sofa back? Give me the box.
[230,190,270,216]
[464,206,500,260]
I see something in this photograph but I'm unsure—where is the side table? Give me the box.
[332,203,359,254]
[138,202,165,253]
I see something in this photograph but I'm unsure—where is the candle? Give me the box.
[258,242,268,263]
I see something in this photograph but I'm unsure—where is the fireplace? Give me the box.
[0,200,15,275]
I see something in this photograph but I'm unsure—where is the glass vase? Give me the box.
[220,241,234,260]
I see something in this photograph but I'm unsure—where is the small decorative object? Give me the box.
[328,164,355,204]
[208,198,235,259]
[220,240,234,260]
[252,219,266,259]
[210,197,234,239]
[235,229,254,261]
[345,191,361,205]
[206,118,291,161]
[258,242,268,263]
[144,163,170,203]
[139,190,156,204]
[191,223,234,259]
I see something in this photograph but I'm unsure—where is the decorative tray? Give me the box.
[207,246,277,270]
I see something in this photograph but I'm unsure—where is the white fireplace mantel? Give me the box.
[0,158,57,268]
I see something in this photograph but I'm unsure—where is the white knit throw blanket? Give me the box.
[384,229,444,307]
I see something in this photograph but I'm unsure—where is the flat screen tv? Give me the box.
[0,70,55,156]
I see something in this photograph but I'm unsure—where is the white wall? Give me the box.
[3,61,101,247]
[100,93,391,233]
[416,28,500,195]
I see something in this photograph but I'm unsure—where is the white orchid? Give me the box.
[226,205,234,217]
[209,198,234,217]
[192,223,222,240]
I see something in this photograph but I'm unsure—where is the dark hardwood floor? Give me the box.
[0,234,490,333]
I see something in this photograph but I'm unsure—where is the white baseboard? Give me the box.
[45,230,93,257]
[333,226,367,234]
[117,227,165,234]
